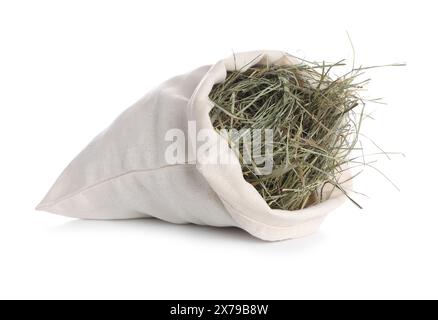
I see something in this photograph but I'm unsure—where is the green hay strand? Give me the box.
[209,59,369,211]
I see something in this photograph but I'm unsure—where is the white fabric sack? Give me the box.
[37,50,350,241]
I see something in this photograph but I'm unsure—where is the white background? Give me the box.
[0,0,437,299]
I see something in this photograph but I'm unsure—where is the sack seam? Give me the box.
[37,164,191,209]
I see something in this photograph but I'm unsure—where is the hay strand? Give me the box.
[209,60,371,211]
